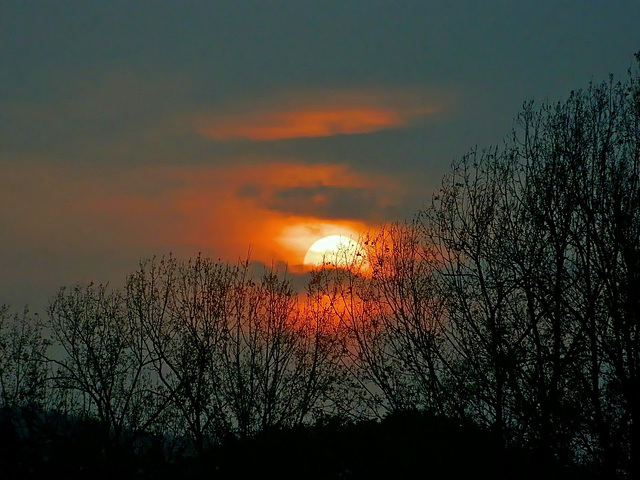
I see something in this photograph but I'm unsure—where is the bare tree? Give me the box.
[421,147,534,444]
[307,223,450,419]
[125,253,346,452]
[214,258,346,436]
[416,53,640,476]
[125,254,231,454]
[307,236,403,418]
[47,283,160,462]
[511,60,640,474]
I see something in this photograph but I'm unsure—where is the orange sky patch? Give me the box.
[197,107,404,140]
[194,89,440,141]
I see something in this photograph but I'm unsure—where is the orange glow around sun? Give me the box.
[280,222,370,272]
[79,160,392,272]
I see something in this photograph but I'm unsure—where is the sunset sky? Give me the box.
[2,1,639,310]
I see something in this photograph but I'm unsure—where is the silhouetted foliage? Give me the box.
[194,410,583,480]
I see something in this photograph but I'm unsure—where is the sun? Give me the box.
[303,235,366,269]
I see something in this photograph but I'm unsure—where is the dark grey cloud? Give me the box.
[241,184,402,222]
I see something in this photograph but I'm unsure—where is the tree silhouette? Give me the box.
[308,223,449,418]
[47,283,161,470]
[0,305,49,410]
[420,53,640,476]
[125,253,346,453]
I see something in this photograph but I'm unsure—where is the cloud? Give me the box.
[194,88,440,141]
[235,161,402,220]
[244,185,400,221]
[195,107,404,140]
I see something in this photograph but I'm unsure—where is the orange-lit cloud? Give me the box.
[194,89,441,141]
[196,107,405,140]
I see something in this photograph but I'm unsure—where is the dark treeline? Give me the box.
[1,54,639,479]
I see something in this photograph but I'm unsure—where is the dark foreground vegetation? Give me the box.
[2,53,639,479]
[1,407,585,479]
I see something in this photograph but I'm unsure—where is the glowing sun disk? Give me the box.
[303,235,365,268]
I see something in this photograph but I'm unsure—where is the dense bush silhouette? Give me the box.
[0,407,602,479]
[201,410,585,480]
